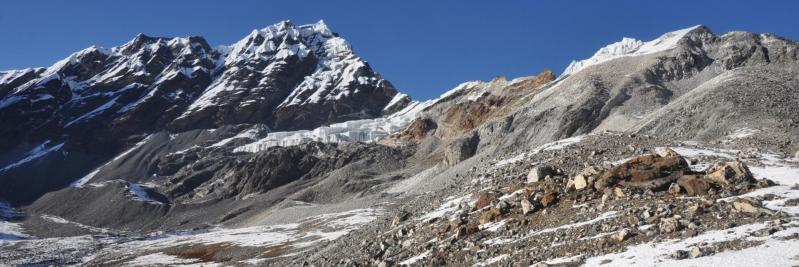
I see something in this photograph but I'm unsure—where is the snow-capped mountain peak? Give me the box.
[173,20,399,131]
[562,25,703,75]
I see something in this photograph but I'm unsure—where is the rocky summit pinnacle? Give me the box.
[1,22,798,267]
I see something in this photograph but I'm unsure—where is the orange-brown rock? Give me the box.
[441,95,508,136]
[540,193,558,208]
[479,208,502,224]
[503,69,556,94]
[401,117,437,140]
[439,70,554,138]
[677,175,712,196]
[595,153,690,191]
[463,223,480,235]
[473,193,496,211]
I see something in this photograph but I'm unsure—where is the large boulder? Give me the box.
[595,152,690,191]
[676,175,712,196]
[473,192,496,211]
[527,166,555,183]
[704,160,756,187]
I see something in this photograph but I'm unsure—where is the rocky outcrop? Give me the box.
[443,133,480,166]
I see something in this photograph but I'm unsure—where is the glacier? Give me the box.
[234,100,431,153]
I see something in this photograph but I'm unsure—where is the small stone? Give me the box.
[615,228,632,242]
[573,174,588,190]
[527,166,555,183]
[733,200,759,214]
[391,211,411,226]
[497,200,510,213]
[655,147,680,158]
[671,250,689,259]
[677,175,711,196]
[479,208,502,224]
[521,198,535,215]
[685,204,702,216]
[601,193,609,203]
[659,217,681,233]
[540,193,558,208]
[689,246,703,258]
[642,210,652,219]
[473,193,496,211]
[668,182,681,195]
[614,187,625,198]
[682,229,698,237]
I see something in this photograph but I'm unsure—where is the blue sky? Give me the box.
[1,1,798,100]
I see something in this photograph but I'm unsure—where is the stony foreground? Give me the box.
[275,133,799,266]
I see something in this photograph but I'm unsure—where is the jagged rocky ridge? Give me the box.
[1,24,798,266]
[0,20,403,205]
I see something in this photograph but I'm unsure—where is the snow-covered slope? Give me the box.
[562,25,701,75]
[171,20,401,131]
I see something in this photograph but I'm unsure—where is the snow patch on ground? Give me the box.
[3,208,383,265]
[0,202,25,242]
[0,142,64,173]
[529,211,619,237]
[543,254,584,265]
[583,220,799,266]
[125,252,202,266]
[727,128,760,139]
[209,126,266,147]
[0,221,29,241]
[480,220,507,232]
[71,168,100,188]
[495,135,587,168]
[399,250,431,265]
[418,195,473,223]
[474,254,508,266]
[671,146,736,159]
[40,214,110,234]
[127,183,164,205]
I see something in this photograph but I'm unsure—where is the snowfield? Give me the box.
[0,208,383,265]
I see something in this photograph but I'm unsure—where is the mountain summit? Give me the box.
[0,20,404,204]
